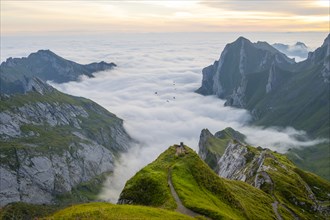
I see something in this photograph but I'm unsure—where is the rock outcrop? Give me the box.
[198,127,330,219]
[198,127,245,171]
[0,84,132,206]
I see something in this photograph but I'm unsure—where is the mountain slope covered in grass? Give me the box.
[198,127,330,219]
[119,145,278,220]
[0,202,196,220]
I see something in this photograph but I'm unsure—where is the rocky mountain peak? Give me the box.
[235,36,251,44]
[35,49,56,56]
[0,50,116,95]
[197,35,329,137]
[198,128,214,160]
[214,127,246,142]
[196,36,295,107]
[255,41,281,54]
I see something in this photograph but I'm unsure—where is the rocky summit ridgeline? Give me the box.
[0,49,116,95]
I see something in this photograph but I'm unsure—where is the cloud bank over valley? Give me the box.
[2,32,327,202]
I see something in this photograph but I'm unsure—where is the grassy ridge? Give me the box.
[172,147,275,220]
[119,145,276,219]
[118,148,177,210]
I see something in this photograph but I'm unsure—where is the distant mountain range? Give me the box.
[0,49,116,95]
[272,42,309,60]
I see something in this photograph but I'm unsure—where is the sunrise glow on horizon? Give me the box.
[1,0,329,35]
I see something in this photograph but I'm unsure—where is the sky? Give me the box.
[1,0,329,35]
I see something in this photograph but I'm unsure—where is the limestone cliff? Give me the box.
[0,83,131,206]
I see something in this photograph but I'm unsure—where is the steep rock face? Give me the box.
[0,86,131,206]
[302,34,330,83]
[0,50,116,95]
[1,139,114,205]
[196,37,294,108]
[196,35,330,138]
[198,129,217,163]
[217,142,249,181]
[198,127,245,171]
[198,128,330,219]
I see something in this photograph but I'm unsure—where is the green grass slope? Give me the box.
[286,142,330,180]
[0,202,58,220]
[119,145,276,220]
[198,128,330,219]
[46,202,195,220]
[262,152,330,220]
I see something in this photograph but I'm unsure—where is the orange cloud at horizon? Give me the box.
[1,0,329,35]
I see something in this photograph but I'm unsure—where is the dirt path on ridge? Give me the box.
[167,170,200,217]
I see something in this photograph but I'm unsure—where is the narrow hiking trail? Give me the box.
[168,144,211,219]
[266,172,300,220]
[272,201,283,220]
[167,170,200,218]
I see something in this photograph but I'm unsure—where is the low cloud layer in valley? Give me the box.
[46,33,328,202]
[2,32,327,203]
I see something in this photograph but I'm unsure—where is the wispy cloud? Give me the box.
[200,0,329,16]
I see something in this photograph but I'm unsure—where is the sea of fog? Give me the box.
[1,32,328,202]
